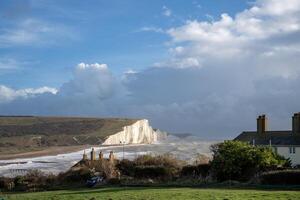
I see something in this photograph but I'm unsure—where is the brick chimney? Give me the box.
[257,115,267,134]
[109,151,115,162]
[292,113,300,134]
[82,150,88,160]
[99,151,104,160]
[90,148,96,161]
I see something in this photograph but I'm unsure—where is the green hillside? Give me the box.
[0,116,138,156]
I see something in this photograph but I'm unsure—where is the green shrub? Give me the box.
[260,170,300,185]
[116,154,184,180]
[107,178,121,185]
[210,141,289,182]
[11,170,56,192]
[134,166,171,179]
[61,167,93,183]
[116,159,136,176]
[180,164,210,178]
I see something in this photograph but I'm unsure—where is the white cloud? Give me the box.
[138,26,164,33]
[59,63,117,100]
[0,63,126,116]
[0,85,57,103]
[0,58,20,70]
[162,6,172,17]
[154,57,202,68]
[168,2,300,42]
[1,0,300,139]
[255,0,300,16]
[0,63,119,104]
[164,0,300,78]
[0,18,76,47]
[0,58,37,72]
[124,69,137,74]
[77,62,108,70]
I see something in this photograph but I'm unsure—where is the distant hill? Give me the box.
[0,116,138,155]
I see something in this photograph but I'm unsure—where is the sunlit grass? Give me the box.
[3,187,300,200]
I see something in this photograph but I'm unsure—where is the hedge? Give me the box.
[260,170,300,185]
[180,164,210,178]
[134,166,171,179]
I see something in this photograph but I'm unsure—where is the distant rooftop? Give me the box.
[234,113,300,146]
[234,131,300,146]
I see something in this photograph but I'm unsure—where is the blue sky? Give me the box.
[0,0,249,88]
[1,0,300,139]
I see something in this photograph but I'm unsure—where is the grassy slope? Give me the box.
[0,116,138,155]
[2,187,300,200]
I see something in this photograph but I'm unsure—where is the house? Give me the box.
[234,113,300,166]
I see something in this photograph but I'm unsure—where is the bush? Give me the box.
[107,178,121,185]
[116,154,184,180]
[116,159,136,176]
[134,166,171,180]
[260,170,300,185]
[11,170,57,192]
[0,171,58,192]
[210,141,289,182]
[61,167,93,183]
[135,154,184,169]
[0,177,14,191]
[180,164,210,178]
[193,154,211,165]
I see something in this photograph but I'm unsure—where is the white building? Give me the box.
[235,113,300,166]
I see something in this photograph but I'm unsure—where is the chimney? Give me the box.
[109,151,115,162]
[90,148,96,161]
[99,151,104,160]
[292,113,300,134]
[82,150,88,160]
[257,115,268,134]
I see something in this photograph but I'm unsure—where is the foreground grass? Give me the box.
[2,187,300,200]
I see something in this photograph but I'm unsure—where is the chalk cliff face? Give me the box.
[102,119,167,145]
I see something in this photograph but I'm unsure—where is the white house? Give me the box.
[234,113,300,166]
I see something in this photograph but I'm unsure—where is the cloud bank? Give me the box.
[1,0,300,139]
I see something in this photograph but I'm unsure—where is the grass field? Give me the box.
[2,187,300,200]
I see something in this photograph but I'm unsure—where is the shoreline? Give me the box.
[0,143,148,161]
[0,145,93,160]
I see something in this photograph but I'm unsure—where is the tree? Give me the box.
[210,141,289,182]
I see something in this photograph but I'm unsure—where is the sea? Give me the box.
[0,136,217,177]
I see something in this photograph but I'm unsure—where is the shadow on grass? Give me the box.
[57,187,168,196]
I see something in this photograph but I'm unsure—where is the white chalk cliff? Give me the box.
[102,119,167,145]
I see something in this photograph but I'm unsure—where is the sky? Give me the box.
[0,0,300,139]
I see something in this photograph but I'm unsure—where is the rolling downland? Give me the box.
[0,116,138,157]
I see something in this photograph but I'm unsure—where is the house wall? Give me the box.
[275,146,300,166]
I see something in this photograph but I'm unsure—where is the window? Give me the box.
[289,147,296,154]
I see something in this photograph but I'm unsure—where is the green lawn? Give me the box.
[2,187,300,200]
